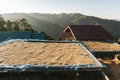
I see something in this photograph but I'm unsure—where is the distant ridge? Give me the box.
[115,19,120,21]
[2,13,120,38]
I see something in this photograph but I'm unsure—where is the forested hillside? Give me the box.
[0,16,35,32]
[2,13,120,38]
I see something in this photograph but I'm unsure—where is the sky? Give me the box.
[0,0,120,19]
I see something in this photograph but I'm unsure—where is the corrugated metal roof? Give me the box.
[66,25,114,40]
[0,31,45,42]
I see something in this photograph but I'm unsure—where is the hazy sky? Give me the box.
[0,0,120,19]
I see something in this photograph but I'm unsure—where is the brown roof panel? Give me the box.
[68,25,114,40]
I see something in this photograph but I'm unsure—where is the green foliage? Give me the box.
[19,18,32,31]
[0,16,35,32]
[12,22,19,31]
[6,20,12,31]
[0,16,6,31]
[40,32,53,40]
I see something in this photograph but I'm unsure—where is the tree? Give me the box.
[6,20,12,31]
[0,17,36,32]
[0,16,6,31]
[12,22,19,31]
[19,18,31,31]
[40,32,53,40]
[19,18,36,32]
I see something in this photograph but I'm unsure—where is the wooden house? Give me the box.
[59,25,114,41]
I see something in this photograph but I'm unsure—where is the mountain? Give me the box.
[2,13,120,39]
[115,19,120,21]
[2,13,63,38]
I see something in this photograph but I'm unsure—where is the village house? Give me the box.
[59,25,114,41]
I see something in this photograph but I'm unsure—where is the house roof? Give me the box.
[0,31,45,42]
[64,25,114,40]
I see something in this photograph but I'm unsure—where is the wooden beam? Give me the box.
[63,26,77,40]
